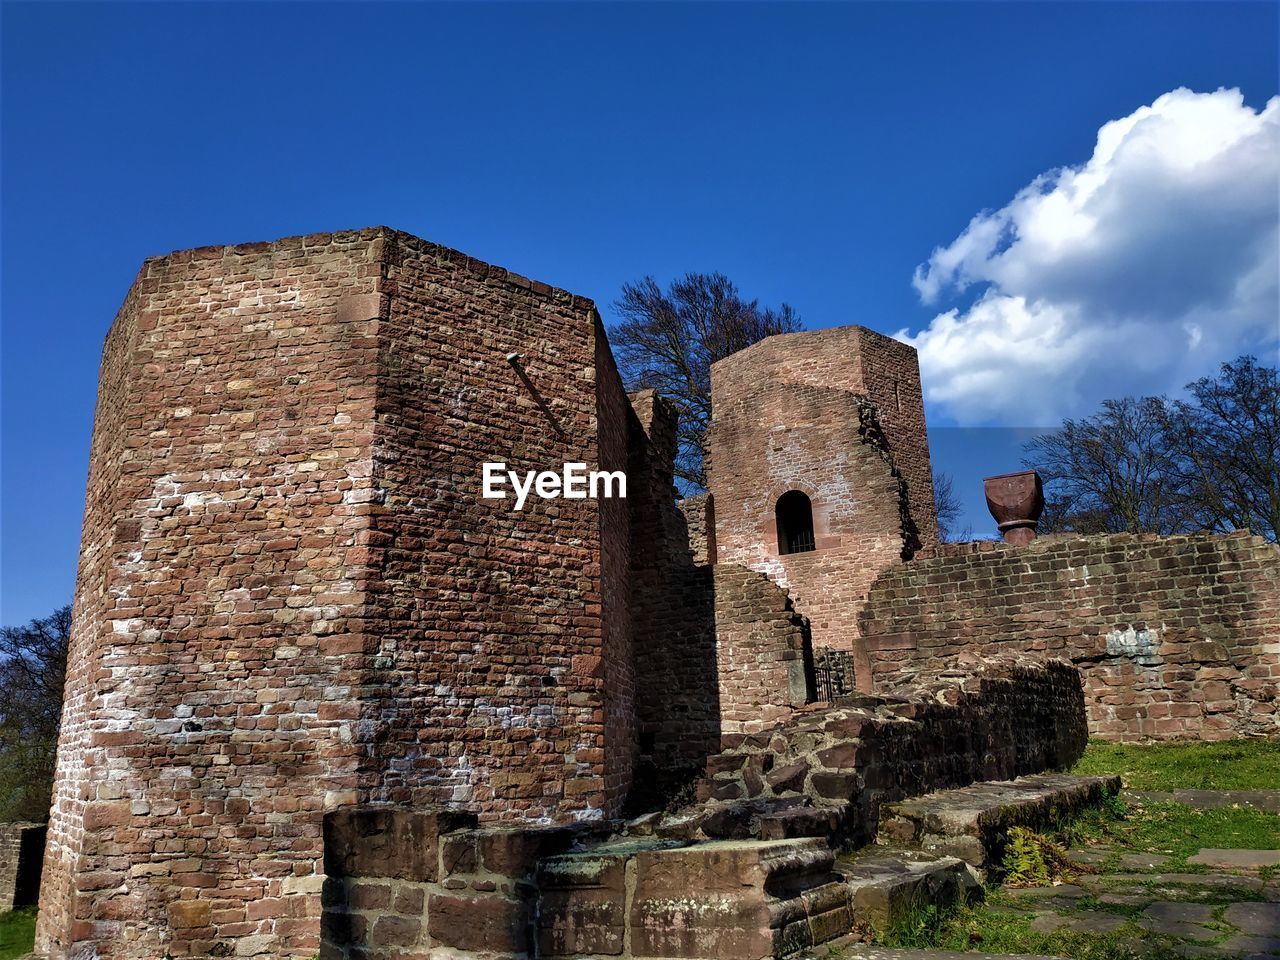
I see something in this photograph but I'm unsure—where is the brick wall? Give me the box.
[707,329,934,667]
[678,493,716,565]
[39,228,639,959]
[597,327,637,812]
[0,822,45,910]
[625,391,720,808]
[859,532,1280,740]
[713,564,815,737]
[320,806,582,959]
[39,231,382,960]
[361,231,628,823]
[321,807,847,960]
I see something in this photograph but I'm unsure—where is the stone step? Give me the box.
[536,836,854,959]
[837,848,982,934]
[1127,788,1280,813]
[807,947,1060,960]
[876,773,1121,874]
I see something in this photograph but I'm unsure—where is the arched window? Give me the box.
[775,490,816,555]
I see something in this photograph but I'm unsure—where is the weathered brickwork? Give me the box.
[0,822,45,910]
[713,565,815,737]
[40,229,640,960]
[706,327,936,672]
[625,391,720,807]
[860,532,1280,740]
[317,657,1086,959]
[684,655,1087,846]
[358,232,630,822]
[321,807,848,960]
[678,493,716,565]
[40,232,383,960]
[44,225,1269,960]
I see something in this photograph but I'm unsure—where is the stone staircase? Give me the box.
[320,658,1115,958]
[592,771,1122,956]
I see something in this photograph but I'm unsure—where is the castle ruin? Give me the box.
[36,228,1279,959]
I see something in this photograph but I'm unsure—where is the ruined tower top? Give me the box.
[705,324,936,678]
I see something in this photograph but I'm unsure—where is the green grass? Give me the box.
[0,907,36,960]
[883,900,1188,960]
[1063,798,1280,868]
[868,739,1280,960]
[1071,738,1280,791]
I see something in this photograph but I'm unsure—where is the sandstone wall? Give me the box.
[713,565,814,737]
[320,807,845,960]
[39,229,638,959]
[361,231,630,822]
[708,325,936,554]
[40,231,382,960]
[625,392,720,808]
[678,492,716,565]
[859,532,1280,740]
[707,358,922,669]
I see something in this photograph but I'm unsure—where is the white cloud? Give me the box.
[901,87,1280,425]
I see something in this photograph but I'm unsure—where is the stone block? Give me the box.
[535,848,630,957]
[427,891,531,954]
[324,807,477,882]
[476,826,577,879]
[630,838,835,959]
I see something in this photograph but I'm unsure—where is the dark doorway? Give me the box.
[775,490,816,555]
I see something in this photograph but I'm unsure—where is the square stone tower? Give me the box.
[37,228,636,959]
[705,325,937,686]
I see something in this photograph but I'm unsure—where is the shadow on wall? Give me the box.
[624,395,820,814]
[624,391,723,812]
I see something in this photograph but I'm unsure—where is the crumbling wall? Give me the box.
[690,655,1088,846]
[678,492,716,565]
[859,532,1280,740]
[713,564,815,736]
[321,808,845,960]
[321,656,1089,959]
[625,392,719,808]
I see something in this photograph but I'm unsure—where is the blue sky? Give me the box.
[2,1,1277,625]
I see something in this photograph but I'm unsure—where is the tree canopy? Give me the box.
[1025,356,1278,541]
[0,604,70,822]
[610,272,801,491]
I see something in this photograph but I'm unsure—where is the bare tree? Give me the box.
[932,470,971,542]
[0,605,70,821]
[1164,356,1279,541]
[611,273,801,491]
[1024,397,1190,535]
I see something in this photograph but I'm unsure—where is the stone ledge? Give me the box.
[877,773,1122,873]
[838,848,981,933]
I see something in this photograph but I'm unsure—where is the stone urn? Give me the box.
[984,470,1044,545]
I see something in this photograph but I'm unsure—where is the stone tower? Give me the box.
[38,228,637,959]
[705,325,937,686]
